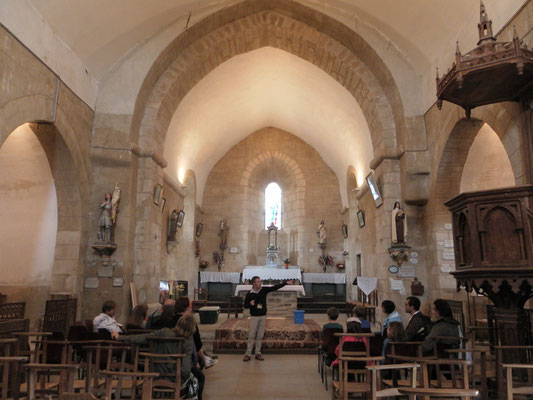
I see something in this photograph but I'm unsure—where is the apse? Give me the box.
[163,47,374,207]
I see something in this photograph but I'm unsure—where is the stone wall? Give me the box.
[0,25,93,325]
[200,127,344,273]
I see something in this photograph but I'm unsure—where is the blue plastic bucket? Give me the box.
[294,310,305,324]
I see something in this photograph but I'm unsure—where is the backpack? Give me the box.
[180,373,199,399]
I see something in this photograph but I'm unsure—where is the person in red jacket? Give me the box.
[243,276,293,361]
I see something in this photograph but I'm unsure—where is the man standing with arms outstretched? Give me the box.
[243,276,293,361]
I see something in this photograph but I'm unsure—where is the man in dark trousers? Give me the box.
[243,276,293,361]
[404,296,432,341]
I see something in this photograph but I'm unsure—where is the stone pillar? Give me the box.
[133,157,164,305]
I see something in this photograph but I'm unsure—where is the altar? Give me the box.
[235,284,305,317]
[242,267,302,283]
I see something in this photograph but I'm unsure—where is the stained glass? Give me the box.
[265,182,281,229]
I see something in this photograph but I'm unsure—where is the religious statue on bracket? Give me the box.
[388,201,411,267]
[266,223,279,267]
[317,220,327,251]
[166,209,180,253]
[219,219,229,251]
[92,184,121,262]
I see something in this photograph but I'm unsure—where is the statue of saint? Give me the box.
[97,185,121,243]
[98,192,113,242]
[317,220,327,245]
[219,219,229,250]
[391,201,408,244]
[168,209,179,242]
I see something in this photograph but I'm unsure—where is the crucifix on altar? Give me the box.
[266,223,279,268]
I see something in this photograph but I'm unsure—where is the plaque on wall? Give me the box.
[84,278,99,289]
[112,277,124,287]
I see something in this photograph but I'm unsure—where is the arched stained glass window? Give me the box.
[265,182,281,229]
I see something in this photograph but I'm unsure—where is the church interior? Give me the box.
[1,0,533,399]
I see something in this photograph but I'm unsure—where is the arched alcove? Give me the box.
[0,124,58,287]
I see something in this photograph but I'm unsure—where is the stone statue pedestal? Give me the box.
[266,249,279,268]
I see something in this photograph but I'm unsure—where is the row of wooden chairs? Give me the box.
[325,333,481,400]
[0,331,187,399]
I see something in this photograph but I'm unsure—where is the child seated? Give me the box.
[322,307,343,333]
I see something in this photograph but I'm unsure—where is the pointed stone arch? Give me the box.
[132,1,404,159]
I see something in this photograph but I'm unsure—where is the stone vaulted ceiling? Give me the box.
[1,0,525,206]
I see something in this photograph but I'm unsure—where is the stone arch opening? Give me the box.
[427,116,519,294]
[0,122,84,325]
[133,2,403,157]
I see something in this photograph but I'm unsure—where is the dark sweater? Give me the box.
[405,311,432,341]
[244,283,286,316]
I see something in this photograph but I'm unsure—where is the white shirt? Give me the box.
[93,313,123,333]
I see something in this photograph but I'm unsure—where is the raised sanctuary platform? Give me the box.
[213,317,320,354]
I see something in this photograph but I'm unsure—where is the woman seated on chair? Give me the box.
[115,313,204,399]
[124,304,149,331]
[422,299,460,357]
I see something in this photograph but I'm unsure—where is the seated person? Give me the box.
[174,296,218,368]
[381,300,402,357]
[323,307,343,333]
[124,304,148,331]
[93,300,123,334]
[404,296,432,341]
[422,299,460,357]
[353,306,371,332]
[116,313,203,400]
[331,317,368,369]
[146,299,175,329]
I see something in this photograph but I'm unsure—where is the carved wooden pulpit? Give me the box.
[445,186,533,346]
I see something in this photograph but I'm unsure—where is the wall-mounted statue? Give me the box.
[168,209,179,242]
[317,220,327,245]
[391,201,407,244]
[97,185,121,243]
[219,219,229,250]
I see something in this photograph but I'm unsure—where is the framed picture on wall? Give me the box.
[177,210,185,227]
[342,224,348,239]
[195,222,203,237]
[357,210,365,228]
[153,184,163,205]
[161,198,166,213]
[365,172,383,208]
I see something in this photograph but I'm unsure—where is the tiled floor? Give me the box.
[202,353,332,399]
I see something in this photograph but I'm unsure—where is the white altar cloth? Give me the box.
[234,284,306,296]
[302,273,346,284]
[242,267,302,282]
[199,271,241,284]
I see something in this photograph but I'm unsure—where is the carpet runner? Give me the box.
[213,317,320,354]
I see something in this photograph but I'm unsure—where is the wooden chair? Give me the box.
[141,352,185,400]
[397,387,479,398]
[102,370,159,400]
[496,345,533,399]
[83,341,140,399]
[0,356,27,400]
[445,347,492,400]
[318,326,343,384]
[332,355,384,400]
[0,303,25,321]
[331,333,379,399]
[192,288,208,312]
[390,355,475,399]
[502,363,533,399]
[366,363,419,400]
[23,362,80,399]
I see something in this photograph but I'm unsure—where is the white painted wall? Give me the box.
[0,124,57,285]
